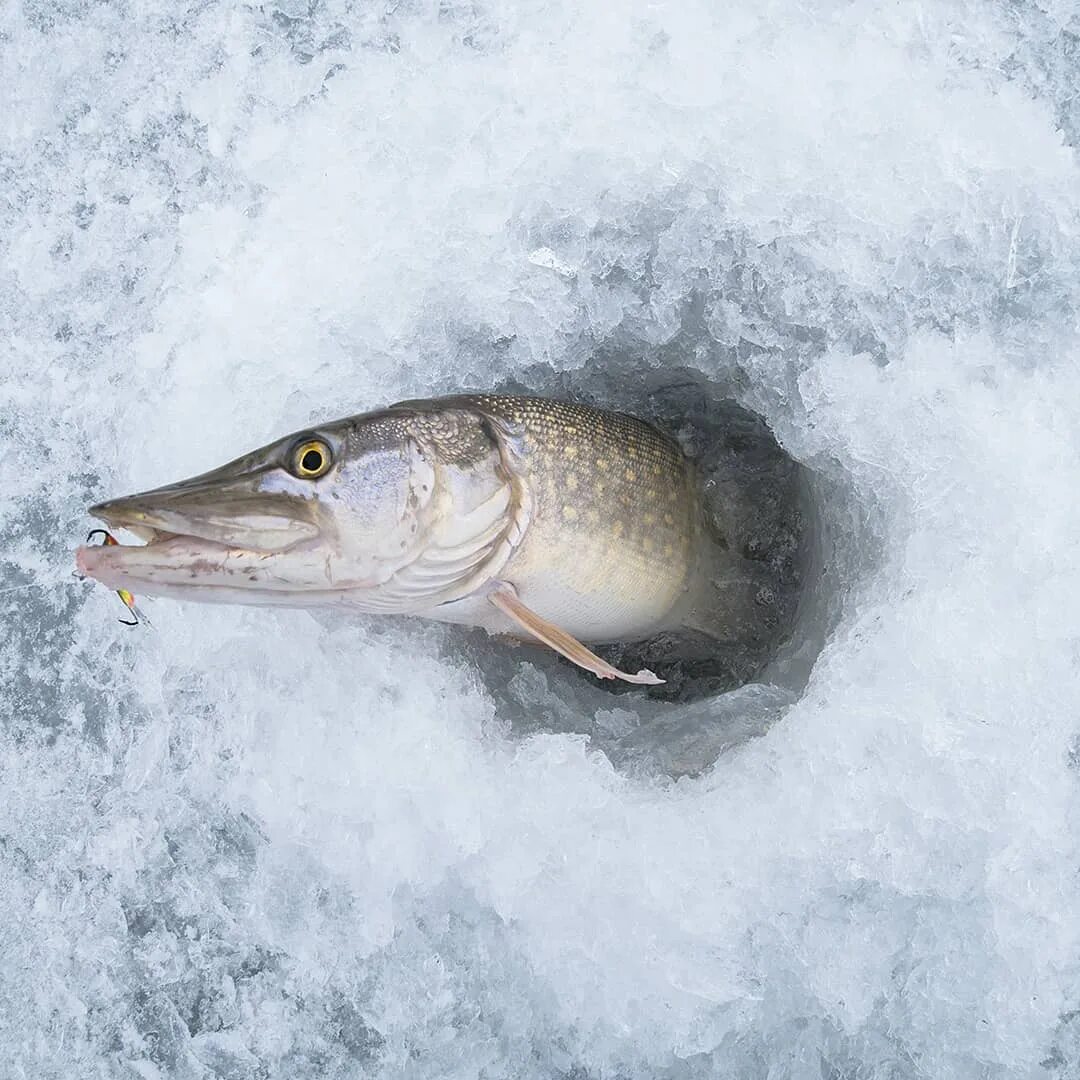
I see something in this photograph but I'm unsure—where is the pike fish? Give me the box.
[77,395,737,685]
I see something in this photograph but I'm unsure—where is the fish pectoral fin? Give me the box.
[487,583,664,686]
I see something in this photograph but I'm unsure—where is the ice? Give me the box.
[3,0,1080,1076]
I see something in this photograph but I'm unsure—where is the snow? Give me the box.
[3,0,1080,1076]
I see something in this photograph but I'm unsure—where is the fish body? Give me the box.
[77,394,726,681]
[408,396,702,642]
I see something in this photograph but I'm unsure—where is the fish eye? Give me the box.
[291,438,333,479]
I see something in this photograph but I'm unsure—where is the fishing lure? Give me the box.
[86,529,146,626]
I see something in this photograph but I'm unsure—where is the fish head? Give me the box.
[76,402,530,610]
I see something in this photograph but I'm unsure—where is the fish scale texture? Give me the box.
[466,395,699,636]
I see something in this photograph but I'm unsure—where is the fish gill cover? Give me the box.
[2,0,1080,1077]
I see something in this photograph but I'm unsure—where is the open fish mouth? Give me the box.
[75,493,323,602]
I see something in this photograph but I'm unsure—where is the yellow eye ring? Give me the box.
[291,439,333,479]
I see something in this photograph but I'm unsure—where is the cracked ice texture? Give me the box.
[2,0,1080,1077]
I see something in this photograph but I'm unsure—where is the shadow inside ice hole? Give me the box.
[428,356,863,778]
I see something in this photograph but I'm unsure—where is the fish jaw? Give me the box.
[77,496,331,605]
[76,534,298,605]
[77,455,334,603]
[74,532,400,607]
[86,483,320,554]
[76,487,417,608]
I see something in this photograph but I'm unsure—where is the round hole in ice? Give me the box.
[433,357,871,777]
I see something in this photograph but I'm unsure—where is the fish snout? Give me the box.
[87,487,320,553]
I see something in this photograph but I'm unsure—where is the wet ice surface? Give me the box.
[3,0,1080,1077]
